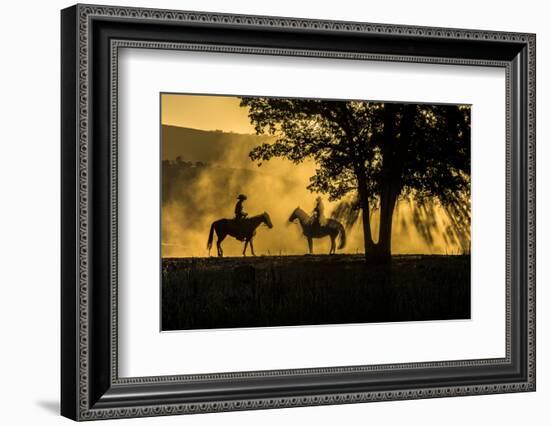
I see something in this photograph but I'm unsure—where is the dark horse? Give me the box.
[207,212,273,257]
[288,207,346,254]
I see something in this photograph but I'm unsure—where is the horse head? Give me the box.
[288,207,300,223]
[263,212,273,228]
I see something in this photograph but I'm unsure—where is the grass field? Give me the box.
[161,254,470,330]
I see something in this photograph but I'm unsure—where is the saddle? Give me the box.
[230,217,248,241]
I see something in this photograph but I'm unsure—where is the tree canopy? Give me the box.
[241,97,471,259]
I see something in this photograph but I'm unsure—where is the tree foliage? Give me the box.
[241,97,471,259]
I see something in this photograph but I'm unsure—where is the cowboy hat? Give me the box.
[237,194,247,200]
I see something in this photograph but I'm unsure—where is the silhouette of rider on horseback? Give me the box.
[310,196,326,229]
[235,194,248,220]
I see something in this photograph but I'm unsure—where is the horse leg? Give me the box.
[330,235,335,255]
[307,237,313,254]
[243,239,249,256]
[217,233,226,257]
[249,238,255,256]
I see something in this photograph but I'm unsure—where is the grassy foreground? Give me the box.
[161,255,470,330]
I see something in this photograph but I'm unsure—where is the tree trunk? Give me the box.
[360,195,376,254]
[376,185,398,261]
[355,183,398,262]
[356,173,375,256]
[369,103,399,262]
[355,158,398,262]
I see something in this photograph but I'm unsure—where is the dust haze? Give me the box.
[161,95,470,258]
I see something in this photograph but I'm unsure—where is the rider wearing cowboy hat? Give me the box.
[235,194,248,220]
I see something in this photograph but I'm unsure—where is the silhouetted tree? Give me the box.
[241,98,470,260]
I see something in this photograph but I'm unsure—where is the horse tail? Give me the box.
[207,222,216,254]
[337,223,346,249]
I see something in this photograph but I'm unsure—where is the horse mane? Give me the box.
[291,207,310,222]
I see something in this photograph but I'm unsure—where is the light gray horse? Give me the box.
[288,207,346,254]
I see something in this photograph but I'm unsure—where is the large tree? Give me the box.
[241,98,470,260]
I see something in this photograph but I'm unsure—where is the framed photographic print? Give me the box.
[61,4,536,421]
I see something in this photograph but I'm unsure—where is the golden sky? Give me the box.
[161,94,255,134]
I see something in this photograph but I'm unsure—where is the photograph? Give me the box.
[160,94,472,330]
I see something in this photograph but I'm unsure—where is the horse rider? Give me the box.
[235,194,248,220]
[310,196,326,228]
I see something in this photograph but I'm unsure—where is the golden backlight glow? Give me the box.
[162,94,255,134]
[161,94,470,257]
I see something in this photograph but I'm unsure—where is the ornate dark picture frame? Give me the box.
[61,4,536,421]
